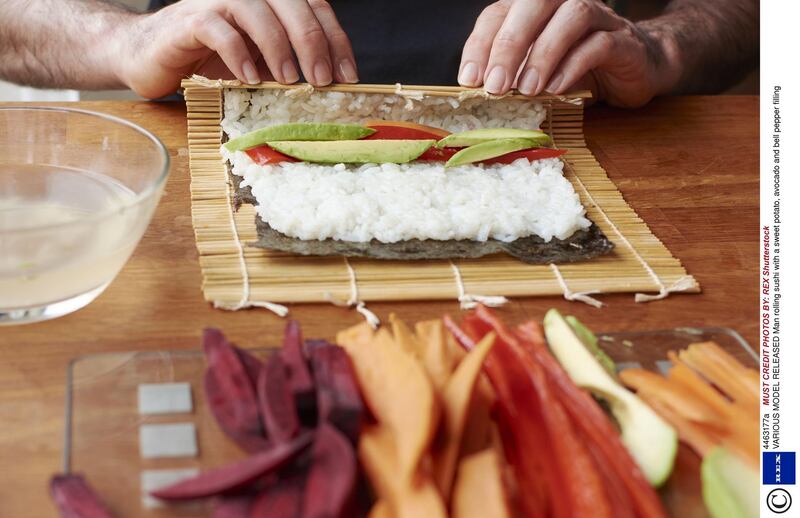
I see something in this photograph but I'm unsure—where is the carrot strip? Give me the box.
[678,343,759,411]
[666,351,737,419]
[619,368,726,427]
[637,394,717,458]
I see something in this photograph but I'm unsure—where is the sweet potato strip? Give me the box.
[451,449,511,518]
[433,332,496,498]
[389,313,421,357]
[458,376,495,457]
[359,425,447,518]
[368,500,394,518]
[415,319,458,392]
[337,323,437,479]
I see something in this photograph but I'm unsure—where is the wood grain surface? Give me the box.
[0,96,758,516]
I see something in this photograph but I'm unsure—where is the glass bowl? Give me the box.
[0,107,169,324]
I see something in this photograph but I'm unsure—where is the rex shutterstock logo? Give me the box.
[764,452,795,514]
[764,452,796,485]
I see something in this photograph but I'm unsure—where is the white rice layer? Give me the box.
[222,89,547,138]
[231,153,591,243]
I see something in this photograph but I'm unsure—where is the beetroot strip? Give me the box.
[280,321,316,421]
[204,328,266,452]
[50,474,113,518]
[151,433,312,501]
[309,344,365,443]
[258,353,301,443]
[302,423,357,518]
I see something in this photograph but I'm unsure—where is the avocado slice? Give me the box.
[543,309,678,486]
[267,139,435,164]
[437,128,551,148]
[565,315,617,376]
[224,123,375,152]
[445,138,540,168]
[702,448,759,518]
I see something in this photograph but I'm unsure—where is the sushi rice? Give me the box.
[222,88,591,244]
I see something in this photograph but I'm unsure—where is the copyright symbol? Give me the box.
[767,488,792,514]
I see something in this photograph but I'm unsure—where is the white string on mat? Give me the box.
[325,258,380,329]
[284,84,314,98]
[634,276,697,302]
[449,261,509,310]
[549,264,604,308]
[563,160,695,303]
[456,89,512,101]
[393,83,425,101]
[213,172,289,317]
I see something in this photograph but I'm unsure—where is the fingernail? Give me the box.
[518,68,540,96]
[484,66,507,94]
[281,60,299,83]
[459,62,479,86]
[338,59,358,83]
[313,60,332,85]
[242,61,260,85]
[546,72,564,93]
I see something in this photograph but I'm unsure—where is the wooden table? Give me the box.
[0,96,758,516]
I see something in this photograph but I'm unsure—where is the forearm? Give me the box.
[637,0,759,95]
[0,0,136,89]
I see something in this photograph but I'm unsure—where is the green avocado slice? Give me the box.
[444,138,540,168]
[702,448,759,518]
[224,123,375,152]
[437,128,551,148]
[267,139,436,164]
[565,315,617,376]
[543,309,678,487]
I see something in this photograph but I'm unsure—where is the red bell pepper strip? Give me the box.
[418,145,461,162]
[363,120,451,139]
[245,141,565,166]
[482,147,567,164]
[245,145,299,165]
[458,312,560,517]
[468,308,613,518]
[515,321,667,518]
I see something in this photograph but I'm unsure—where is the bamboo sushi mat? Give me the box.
[182,77,698,313]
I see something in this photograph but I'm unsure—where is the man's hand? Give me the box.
[119,0,357,98]
[458,0,680,107]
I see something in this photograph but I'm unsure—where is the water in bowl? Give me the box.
[0,164,143,322]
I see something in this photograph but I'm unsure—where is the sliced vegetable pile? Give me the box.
[49,308,757,518]
[224,121,566,167]
[619,342,760,518]
[446,307,669,518]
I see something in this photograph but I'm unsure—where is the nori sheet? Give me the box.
[230,169,614,264]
